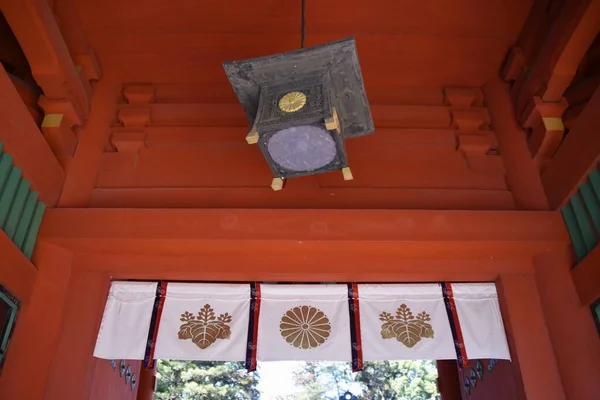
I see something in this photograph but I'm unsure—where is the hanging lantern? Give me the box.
[223,37,374,191]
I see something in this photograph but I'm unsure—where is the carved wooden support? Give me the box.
[512,0,600,117]
[458,132,501,175]
[501,46,528,106]
[109,86,154,171]
[458,132,497,154]
[118,107,152,127]
[110,130,147,153]
[521,96,569,173]
[38,96,83,127]
[542,87,600,209]
[542,0,600,102]
[528,117,565,173]
[443,88,483,107]
[1,0,101,164]
[0,0,91,121]
[119,84,155,128]
[51,0,102,83]
[41,114,77,157]
[51,0,101,96]
[74,66,93,100]
[0,64,64,206]
[450,92,499,175]
[102,130,147,170]
[450,109,490,131]
[520,96,568,129]
[123,84,156,104]
[73,50,102,84]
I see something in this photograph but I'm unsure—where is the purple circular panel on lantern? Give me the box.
[267,125,337,172]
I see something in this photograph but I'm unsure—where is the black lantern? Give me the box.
[223,37,374,190]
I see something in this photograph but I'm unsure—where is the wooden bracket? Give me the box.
[457,131,501,174]
[118,107,152,127]
[73,50,102,82]
[106,130,147,168]
[529,117,565,172]
[38,95,84,127]
[41,114,77,157]
[451,109,490,131]
[519,96,568,172]
[123,84,156,104]
[521,96,568,129]
[458,132,496,154]
[443,88,483,107]
[110,130,147,153]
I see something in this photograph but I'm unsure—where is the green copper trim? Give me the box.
[0,142,46,259]
[564,163,600,263]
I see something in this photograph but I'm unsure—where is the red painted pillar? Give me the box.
[0,243,72,399]
[44,270,112,399]
[137,365,156,400]
[533,247,600,400]
[496,274,564,400]
[436,360,462,400]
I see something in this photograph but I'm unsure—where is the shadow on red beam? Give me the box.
[39,239,561,262]
[38,208,568,243]
[73,252,536,282]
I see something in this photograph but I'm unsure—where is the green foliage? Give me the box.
[290,362,353,400]
[155,359,438,400]
[357,360,439,400]
[290,360,439,400]
[155,360,259,400]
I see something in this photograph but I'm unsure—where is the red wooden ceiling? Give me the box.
[67,0,536,209]
[75,0,533,87]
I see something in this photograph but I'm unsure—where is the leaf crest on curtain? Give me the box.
[178,304,233,349]
[379,304,435,348]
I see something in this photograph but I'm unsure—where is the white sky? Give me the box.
[257,361,363,400]
[257,361,304,399]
